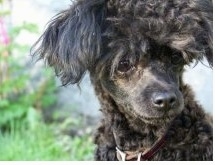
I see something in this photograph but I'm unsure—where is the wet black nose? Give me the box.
[152,92,177,110]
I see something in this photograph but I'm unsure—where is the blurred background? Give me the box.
[0,0,213,161]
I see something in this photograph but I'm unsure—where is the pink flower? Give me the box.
[0,18,10,45]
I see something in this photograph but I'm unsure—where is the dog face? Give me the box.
[31,0,213,125]
[98,41,185,125]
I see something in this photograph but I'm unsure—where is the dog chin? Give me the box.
[139,112,180,126]
[141,117,168,126]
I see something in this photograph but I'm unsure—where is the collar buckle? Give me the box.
[116,147,126,161]
[116,147,143,161]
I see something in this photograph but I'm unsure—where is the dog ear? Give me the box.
[197,0,213,67]
[170,0,213,67]
[31,0,106,85]
[204,18,213,67]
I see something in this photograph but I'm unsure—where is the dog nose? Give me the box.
[152,92,177,110]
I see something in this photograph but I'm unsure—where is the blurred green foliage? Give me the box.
[0,11,56,129]
[0,118,95,160]
[0,1,95,160]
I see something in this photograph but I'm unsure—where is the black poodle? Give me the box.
[31,0,213,161]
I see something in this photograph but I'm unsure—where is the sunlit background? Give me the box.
[0,0,213,161]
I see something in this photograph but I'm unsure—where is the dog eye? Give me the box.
[171,53,185,65]
[117,60,132,73]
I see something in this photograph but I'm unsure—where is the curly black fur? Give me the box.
[31,0,213,161]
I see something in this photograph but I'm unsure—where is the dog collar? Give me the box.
[116,134,168,161]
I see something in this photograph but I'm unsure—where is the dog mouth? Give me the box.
[122,100,184,125]
[130,109,180,125]
[143,115,173,123]
[139,115,179,126]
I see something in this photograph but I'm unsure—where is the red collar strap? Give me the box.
[116,134,168,161]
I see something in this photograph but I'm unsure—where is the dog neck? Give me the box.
[115,133,168,161]
[117,103,169,141]
[112,104,172,161]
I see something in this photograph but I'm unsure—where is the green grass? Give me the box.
[0,121,95,160]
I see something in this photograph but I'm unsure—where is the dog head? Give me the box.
[31,0,213,125]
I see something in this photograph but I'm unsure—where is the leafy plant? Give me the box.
[0,1,95,161]
[0,1,57,131]
[0,119,95,160]
[0,121,72,160]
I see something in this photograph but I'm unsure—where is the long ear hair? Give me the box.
[31,0,106,85]
[166,0,213,67]
[162,0,213,67]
